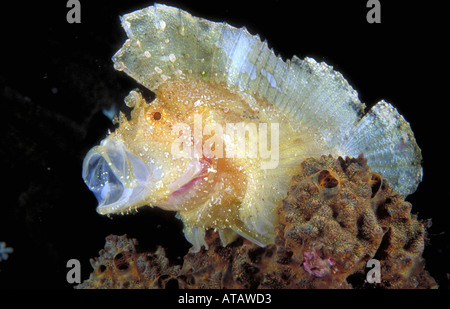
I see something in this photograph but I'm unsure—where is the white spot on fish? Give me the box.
[159,20,166,31]
[261,68,280,90]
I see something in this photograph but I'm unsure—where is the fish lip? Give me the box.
[169,175,204,197]
[95,186,147,215]
[167,156,213,197]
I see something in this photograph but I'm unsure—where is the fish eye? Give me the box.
[153,111,162,121]
[146,109,163,123]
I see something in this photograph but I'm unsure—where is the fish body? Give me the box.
[82,4,422,251]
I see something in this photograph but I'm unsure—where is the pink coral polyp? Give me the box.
[303,249,337,278]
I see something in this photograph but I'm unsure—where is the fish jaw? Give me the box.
[158,156,217,211]
[168,157,211,197]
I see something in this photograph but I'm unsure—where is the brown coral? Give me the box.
[76,155,437,289]
[75,234,181,289]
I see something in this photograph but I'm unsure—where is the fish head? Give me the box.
[82,87,221,215]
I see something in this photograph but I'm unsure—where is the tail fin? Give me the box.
[342,101,422,196]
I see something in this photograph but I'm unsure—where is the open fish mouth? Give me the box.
[82,137,159,214]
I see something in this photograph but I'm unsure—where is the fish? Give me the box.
[82,4,422,251]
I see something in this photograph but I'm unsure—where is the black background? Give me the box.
[0,0,448,292]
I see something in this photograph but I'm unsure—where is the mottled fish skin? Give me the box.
[82,4,422,251]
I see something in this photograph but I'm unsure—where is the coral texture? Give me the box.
[77,155,437,289]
